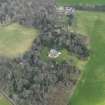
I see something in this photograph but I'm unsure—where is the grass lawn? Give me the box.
[40,47,85,70]
[0,94,11,105]
[0,23,38,58]
[57,0,105,6]
[69,11,105,105]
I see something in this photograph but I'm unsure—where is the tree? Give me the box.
[0,0,56,26]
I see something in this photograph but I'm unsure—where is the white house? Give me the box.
[56,6,75,16]
[64,7,75,16]
[48,49,61,58]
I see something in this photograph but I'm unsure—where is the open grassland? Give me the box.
[57,0,105,6]
[70,11,105,105]
[0,94,11,105]
[0,23,38,58]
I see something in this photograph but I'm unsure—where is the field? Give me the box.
[57,0,105,5]
[69,11,105,105]
[0,94,11,105]
[0,23,38,58]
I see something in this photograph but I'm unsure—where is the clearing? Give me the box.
[0,23,38,58]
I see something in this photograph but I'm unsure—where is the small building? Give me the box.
[48,49,61,58]
[64,6,75,16]
[56,6,75,16]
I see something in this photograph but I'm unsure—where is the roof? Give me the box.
[48,49,61,58]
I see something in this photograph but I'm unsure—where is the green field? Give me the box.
[57,0,105,5]
[0,94,11,105]
[0,23,38,58]
[69,11,105,105]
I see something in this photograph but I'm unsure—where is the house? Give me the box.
[56,6,75,16]
[48,49,61,58]
[64,6,75,16]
